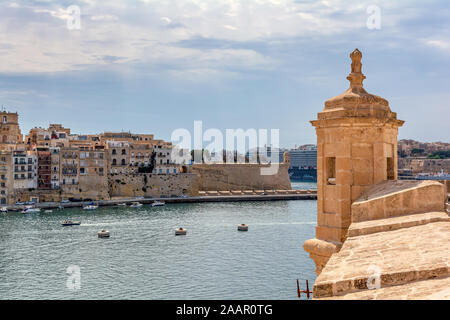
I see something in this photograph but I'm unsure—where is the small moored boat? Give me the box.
[151,201,165,207]
[129,202,143,208]
[116,203,126,206]
[175,227,187,236]
[237,224,248,231]
[83,203,98,210]
[98,229,110,238]
[22,206,41,214]
[1,207,7,213]
[61,220,81,226]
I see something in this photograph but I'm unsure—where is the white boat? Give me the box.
[116,203,126,206]
[175,227,187,235]
[44,210,53,213]
[1,207,7,213]
[129,202,143,208]
[98,229,110,238]
[151,201,165,207]
[238,224,249,231]
[22,207,41,214]
[83,205,98,210]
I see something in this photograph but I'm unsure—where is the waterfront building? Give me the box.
[12,150,37,190]
[79,145,106,177]
[0,151,13,205]
[50,147,60,189]
[107,141,130,174]
[60,147,79,187]
[27,124,71,148]
[37,147,52,189]
[152,144,180,174]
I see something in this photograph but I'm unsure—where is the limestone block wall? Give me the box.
[109,173,199,198]
[11,189,62,203]
[192,163,291,191]
[78,175,110,200]
[351,180,446,223]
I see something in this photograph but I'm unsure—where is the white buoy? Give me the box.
[238,224,248,231]
[175,227,187,235]
[98,229,110,238]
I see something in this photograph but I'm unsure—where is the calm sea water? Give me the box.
[0,182,317,300]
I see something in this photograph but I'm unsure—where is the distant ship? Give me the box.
[289,167,317,182]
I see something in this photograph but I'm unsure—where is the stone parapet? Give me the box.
[313,221,450,299]
[352,180,445,222]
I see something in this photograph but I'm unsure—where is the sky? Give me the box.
[0,0,449,148]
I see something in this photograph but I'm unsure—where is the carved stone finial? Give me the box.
[350,49,362,73]
[347,48,366,88]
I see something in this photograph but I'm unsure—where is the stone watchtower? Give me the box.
[304,49,404,274]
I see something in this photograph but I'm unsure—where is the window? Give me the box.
[387,157,395,180]
[121,159,126,165]
[121,149,126,155]
[326,157,336,185]
[173,169,177,174]
[112,159,117,165]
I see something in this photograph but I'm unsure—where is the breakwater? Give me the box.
[4,190,317,212]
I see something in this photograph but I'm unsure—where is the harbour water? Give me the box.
[0,182,317,300]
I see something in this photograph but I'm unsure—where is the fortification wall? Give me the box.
[11,189,62,203]
[192,163,291,191]
[109,173,199,198]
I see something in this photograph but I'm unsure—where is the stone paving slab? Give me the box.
[348,211,449,237]
[314,221,450,298]
[317,276,450,300]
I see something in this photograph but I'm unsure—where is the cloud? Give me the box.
[91,14,118,21]
[424,39,450,51]
[0,0,448,78]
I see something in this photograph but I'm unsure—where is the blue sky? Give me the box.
[0,0,449,148]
